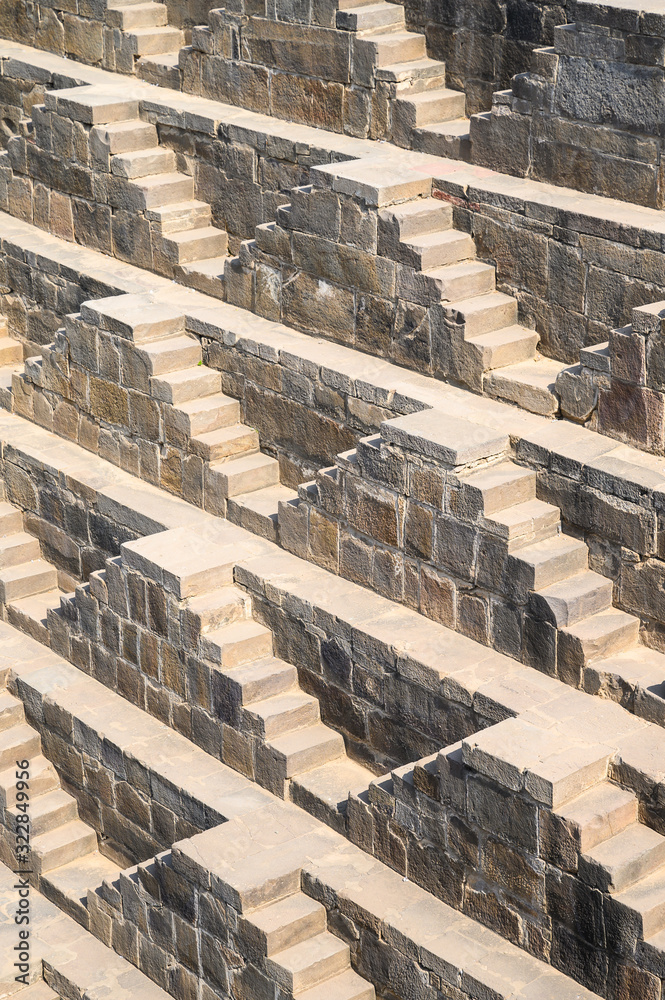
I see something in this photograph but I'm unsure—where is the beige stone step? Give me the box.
[111,146,176,179]
[0,501,23,536]
[227,484,298,542]
[556,781,638,853]
[381,196,452,241]
[425,259,495,301]
[447,291,518,338]
[120,171,194,211]
[337,2,404,31]
[0,559,58,603]
[146,199,212,234]
[512,533,588,592]
[393,86,466,132]
[561,609,640,664]
[0,723,40,770]
[244,689,320,740]
[298,969,374,1000]
[596,647,665,726]
[0,691,24,732]
[486,498,560,551]
[168,392,240,438]
[582,823,665,894]
[7,588,65,644]
[44,86,139,125]
[208,451,280,498]
[136,51,182,89]
[291,757,374,824]
[7,787,77,838]
[461,460,536,515]
[224,656,298,706]
[266,931,350,994]
[0,337,22,365]
[246,893,326,957]
[126,25,185,55]
[378,58,447,92]
[201,618,273,669]
[412,117,471,161]
[177,255,226,299]
[0,531,41,570]
[189,423,259,462]
[159,226,229,264]
[466,324,539,372]
[150,365,221,404]
[268,723,346,778]
[183,585,250,646]
[616,866,665,939]
[357,30,426,69]
[400,229,475,270]
[0,364,20,411]
[531,571,614,628]
[0,753,58,807]
[31,819,98,874]
[14,982,60,999]
[106,1,168,28]
[42,850,121,925]
[134,334,202,377]
[90,119,158,155]
[484,356,567,417]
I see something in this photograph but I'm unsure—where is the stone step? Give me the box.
[357,29,426,68]
[513,533,588,592]
[134,334,202,377]
[412,118,472,161]
[0,531,41,569]
[201,619,274,669]
[0,501,23,536]
[393,87,466,132]
[266,931,350,994]
[581,823,665,894]
[0,753,58,807]
[244,689,320,739]
[0,337,22,365]
[448,291,519,338]
[461,460,536,516]
[484,356,566,418]
[596,647,665,727]
[0,723,40,770]
[400,229,475,270]
[146,199,212,234]
[90,119,158,155]
[80,295,185,343]
[561,609,641,665]
[247,893,327,958]
[169,393,240,437]
[42,851,121,926]
[227,484,298,543]
[44,87,139,126]
[136,51,182,89]
[0,365,20,410]
[150,365,221,404]
[159,226,229,265]
[290,757,374,829]
[126,26,185,55]
[31,819,98,875]
[465,324,539,372]
[268,723,346,779]
[615,866,665,939]
[7,589,65,645]
[0,560,58,603]
[383,196,452,241]
[426,259,495,301]
[378,58,447,93]
[117,172,194,211]
[189,423,259,462]
[486,498,560,552]
[337,2,404,32]
[209,451,280,499]
[225,655,298,706]
[13,982,59,999]
[177,255,226,299]
[111,146,176,179]
[294,969,374,1000]
[530,571,614,628]
[183,585,251,647]
[106,1,168,28]
[0,691,24,732]
[7,787,77,838]
[556,781,638,853]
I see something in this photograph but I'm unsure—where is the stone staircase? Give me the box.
[0,485,68,646]
[0,688,119,924]
[378,195,568,414]
[0,316,24,411]
[332,0,470,157]
[105,0,184,85]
